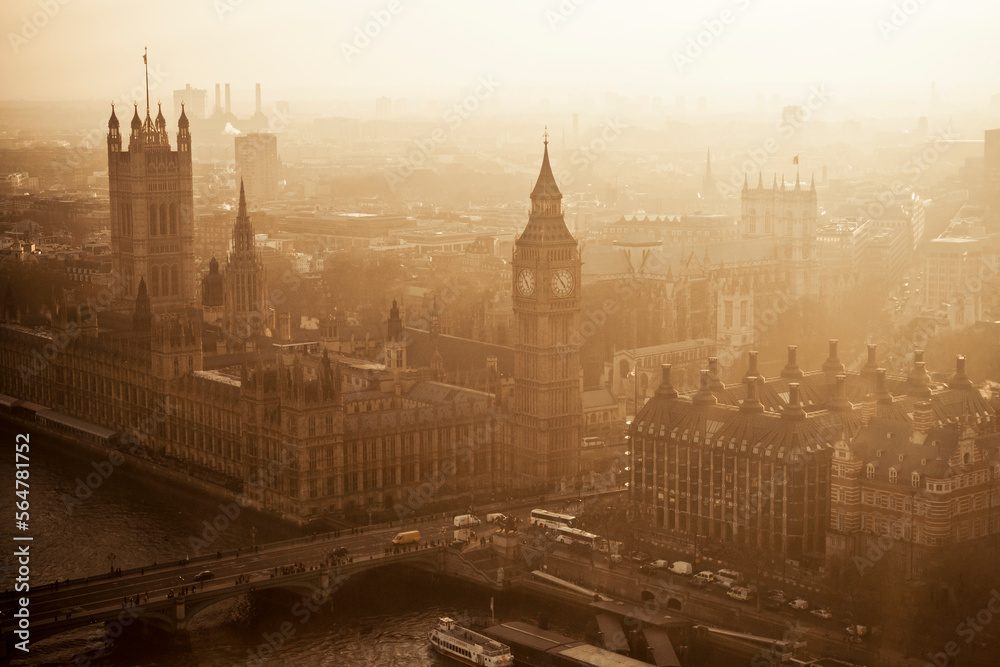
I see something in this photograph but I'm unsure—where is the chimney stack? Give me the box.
[745,350,761,381]
[781,345,803,379]
[862,343,879,377]
[693,370,718,406]
[707,356,725,390]
[948,354,973,389]
[740,376,764,414]
[874,368,893,404]
[908,352,932,396]
[225,83,232,116]
[656,363,678,399]
[913,400,935,434]
[214,83,221,113]
[823,338,845,375]
[829,374,852,412]
[782,382,806,420]
[255,82,262,115]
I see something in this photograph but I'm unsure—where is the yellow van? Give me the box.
[391,530,422,545]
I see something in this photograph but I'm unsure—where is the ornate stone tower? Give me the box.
[223,180,269,347]
[510,136,582,491]
[740,171,818,298]
[384,299,407,373]
[107,51,194,310]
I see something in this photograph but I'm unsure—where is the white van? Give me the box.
[453,514,481,528]
[693,571,715,584]
[669,561,693,576]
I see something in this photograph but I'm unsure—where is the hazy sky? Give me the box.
[2,0,998,107]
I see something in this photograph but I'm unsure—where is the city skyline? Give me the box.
[2,3,1000,666]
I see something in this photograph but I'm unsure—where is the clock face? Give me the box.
[516,269,536,296]
[551,269,575,297]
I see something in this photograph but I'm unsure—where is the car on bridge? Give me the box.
[810,608,833,620]
[194,570,215,582]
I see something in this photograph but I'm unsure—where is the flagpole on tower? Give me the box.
[143,47,149,117]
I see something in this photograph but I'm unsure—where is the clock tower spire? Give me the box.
[510,135,582,492]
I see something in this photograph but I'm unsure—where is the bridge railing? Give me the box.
[15,486,623,595]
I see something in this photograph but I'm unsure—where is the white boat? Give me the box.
[429,617,514,667]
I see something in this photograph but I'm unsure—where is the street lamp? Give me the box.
[627,368,640,417]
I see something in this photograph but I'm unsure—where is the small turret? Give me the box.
[130,103,142,132]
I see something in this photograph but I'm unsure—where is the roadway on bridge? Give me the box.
[0,515,490,634]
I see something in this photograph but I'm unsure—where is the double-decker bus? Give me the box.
[529,509,576,530]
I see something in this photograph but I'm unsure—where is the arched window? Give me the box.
[150,266,160,297]
[171,266,179,296]
[149,204,158,234]
[889,468,898,484]
[748,209,757,234]
[764,211,772,234]
[619,359,631,380]
[911,472,920,488]
[169,203,177,235]
[160,204,168,236]
[866,463,875,480]
[963,453,971,465]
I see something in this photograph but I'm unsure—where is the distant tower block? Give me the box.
[235,132,280,202]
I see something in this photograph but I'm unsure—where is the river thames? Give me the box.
[0,422,601,666]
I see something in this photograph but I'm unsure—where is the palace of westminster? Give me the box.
[0,91,997,572]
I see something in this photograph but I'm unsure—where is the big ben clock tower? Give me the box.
[510,135,582,492]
